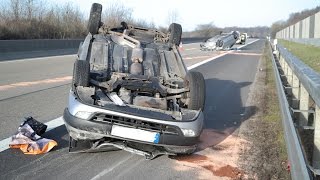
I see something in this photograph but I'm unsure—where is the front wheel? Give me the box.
[168,23,182,46]
[88,3,102,34]
[183,71,206,111]
[72,60,90,91]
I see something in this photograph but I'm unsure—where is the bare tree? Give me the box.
[10,0,22,20]
[195,22,219,38]
[166,9,180,25]
[270,21,286,38]
[0,0,156,39]
[103,2,133,27]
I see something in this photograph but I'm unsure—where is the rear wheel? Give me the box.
[88,3,102,34]
[168,23,182,46]
[72,60,90,91]
[184,71,206,111]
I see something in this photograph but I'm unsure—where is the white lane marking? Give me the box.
[90,155,133,180]
[187,53,229,70]
[0,138,12,153]
[0,116,64,152]
[0,54,76,64]
[184,55,211,60]
[187,39,260,70]
[229,52,262,56]
[237,39,259,49]
[181,42,201,46]
[0,39,260,152]
[45,116,64,131]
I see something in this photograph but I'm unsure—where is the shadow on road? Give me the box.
[43,125,69,151]
[197,78,257,151]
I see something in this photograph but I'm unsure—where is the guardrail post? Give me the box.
[287,66,293,87]
[292,74,300,108]
[313,105,320,168]
[299,85,310,126]
[279,55,284,69]
[283,60,289,76]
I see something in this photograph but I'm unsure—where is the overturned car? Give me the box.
[63,3,205,159]
[200,31,240,51]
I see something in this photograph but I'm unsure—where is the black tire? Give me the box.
[232,31,240,39]
[184,71,205,111]
[72,60,90,91]
[88,3,102,34]
[168,23,182,46]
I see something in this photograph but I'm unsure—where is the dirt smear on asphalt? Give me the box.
[172,130,248,179]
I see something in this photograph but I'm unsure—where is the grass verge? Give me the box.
[239,41,289,179]
[264,43,288,163]
[279,39,320,73]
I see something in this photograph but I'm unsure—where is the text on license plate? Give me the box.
[111,125,160,144]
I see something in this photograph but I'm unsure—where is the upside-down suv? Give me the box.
[63,3,206,159]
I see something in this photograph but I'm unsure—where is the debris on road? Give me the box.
[9,117,57,155]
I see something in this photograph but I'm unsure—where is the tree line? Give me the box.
[0,0,87,39]
[0,0,282,40]
[183,22,270,39]
[0,0,156,40]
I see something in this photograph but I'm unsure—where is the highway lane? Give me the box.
[0,39,263,179]
[0,39,258,139]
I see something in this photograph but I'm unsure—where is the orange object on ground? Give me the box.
[9,123,57,154]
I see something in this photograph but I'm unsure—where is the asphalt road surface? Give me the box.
[0,39,264,180]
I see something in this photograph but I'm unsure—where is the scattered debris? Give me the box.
[9,117,57,155]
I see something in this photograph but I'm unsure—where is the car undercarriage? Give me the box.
[63,3,206,159]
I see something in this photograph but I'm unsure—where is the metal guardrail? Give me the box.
[270,43,309,179]
[271,41,320,179]
[277,45,320,107]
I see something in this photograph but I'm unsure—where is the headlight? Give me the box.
[74,111,93,119]
[181,128,196,137]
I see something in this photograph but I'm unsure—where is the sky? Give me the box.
[53,0,320,31]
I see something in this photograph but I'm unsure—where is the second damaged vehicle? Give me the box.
[63,3,205,159]
[200,31,240,51]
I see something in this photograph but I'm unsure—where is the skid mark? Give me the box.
[0,76,72,91]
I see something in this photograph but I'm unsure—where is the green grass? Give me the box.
[279,39,320,73]
[264,43,288,162]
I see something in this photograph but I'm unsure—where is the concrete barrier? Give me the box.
[277,11,320,40]
[315,12,320,38]
[303,18,310,38]
[295,23,300,38]
[0,37,206,54]
[0,39,82,53]
[290,25,294,38]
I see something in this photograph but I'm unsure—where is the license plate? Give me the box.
[111,125,160,144]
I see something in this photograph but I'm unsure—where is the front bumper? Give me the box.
[63,92,204,147]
